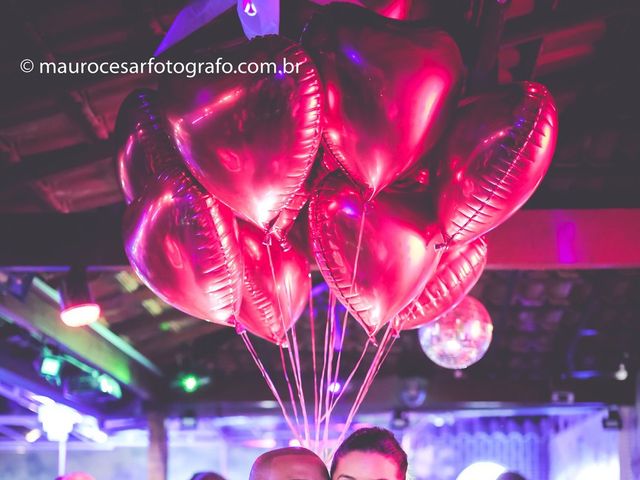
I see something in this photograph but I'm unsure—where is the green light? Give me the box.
[97,374,123,399]
[40,355,63,377]
[180,374,201,393]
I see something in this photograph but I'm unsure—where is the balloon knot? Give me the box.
[234,322,246,335]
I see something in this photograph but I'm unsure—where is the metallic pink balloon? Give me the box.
[161,36,323,233]
[267,149,337,249]
[309,172,444,336]
[238,222,311,345]
[302,3,463,197]
[418,295,493,370]
[115,89,180,204]
[123,167,243,326]
[434,82,558,246]
[395,237,487,331]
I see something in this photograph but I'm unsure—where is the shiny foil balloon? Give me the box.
[114,89,180,204]
[162,36,322,232]
[395,237,487,331]
[418,295,492,369]
[434,82,558,245]
[302,3,463,197]
[123,167,243,326]
[309,172,444,336]
[268,148,337,249]
[238,222,311,345]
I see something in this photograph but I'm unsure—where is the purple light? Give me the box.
[328,381,342,394]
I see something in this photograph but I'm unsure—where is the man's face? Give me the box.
[262,453,328,480]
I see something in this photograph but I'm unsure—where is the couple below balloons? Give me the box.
[250,427,407,480]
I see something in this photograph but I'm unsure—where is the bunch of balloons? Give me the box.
[116,2,558,447]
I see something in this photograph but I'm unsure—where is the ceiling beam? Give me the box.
[0,208,639,271]
[485,208,640,270]
[0,283,163,400]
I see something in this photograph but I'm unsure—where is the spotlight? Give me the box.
[179,373,202,393]
[97,374,123,400]
[59,266,100,327]
[64,371,123,402]
[328,381,342,394]
[457,462,507,480]
[615,363,628,381]
[39,353,63,379]
[25,429,42,443]
[180,409,198,430]
[390,409,409,430]
[38,402,81,442]
[602,407,623,430]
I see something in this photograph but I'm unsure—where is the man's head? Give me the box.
[250,447,329,480]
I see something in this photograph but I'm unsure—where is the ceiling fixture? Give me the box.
[39,352,64,381]
[59,266,101,327]
[615,363,628,381]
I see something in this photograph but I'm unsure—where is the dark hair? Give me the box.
[497,473,527,480]
[330,427,408,478]
[190,473,226,480]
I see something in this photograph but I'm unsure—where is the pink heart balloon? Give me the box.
[394,237,487,331]
[434,81,558,245]
[123,167,243,326]
[237,222,311,345]
[302,3,463,197]
[114,89,180,204]
[309,172,444,336]
[161,36,323,233]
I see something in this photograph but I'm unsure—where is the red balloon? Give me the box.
[394,237,487,331]
[114,89,181,204]
[434,82,558,245]
[268,148,337,249]
[302,3,463,197]
[309,172,444,336]
[123,167,243,326]
[161,36,323,233]
[238,222,311,345]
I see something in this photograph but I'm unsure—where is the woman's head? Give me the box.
[330,427,407,480]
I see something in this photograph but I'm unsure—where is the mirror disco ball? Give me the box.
[418,296,493,369]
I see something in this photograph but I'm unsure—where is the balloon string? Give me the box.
[289,317,311,446]
[278,344,301,430]
[265,243,309,444]
[316,293,332,450]
[240,331,301,441]
[318,337,371,423]
[336,326,395,447]
[308,283,320,451]
[329,308,349,406]
[323,294,337,452]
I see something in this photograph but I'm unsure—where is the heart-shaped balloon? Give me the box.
[267,147,338,249]
[394,237,487,331]
[161,36,323,233]
[123,167,243,326]
[309,172,444,336]
[302,3,463,197]
[114,89,181,204]
[434,81,558,245]
[237,222,311,345]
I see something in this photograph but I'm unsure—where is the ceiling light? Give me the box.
[59,267,101,327]
[457,462,507,480]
